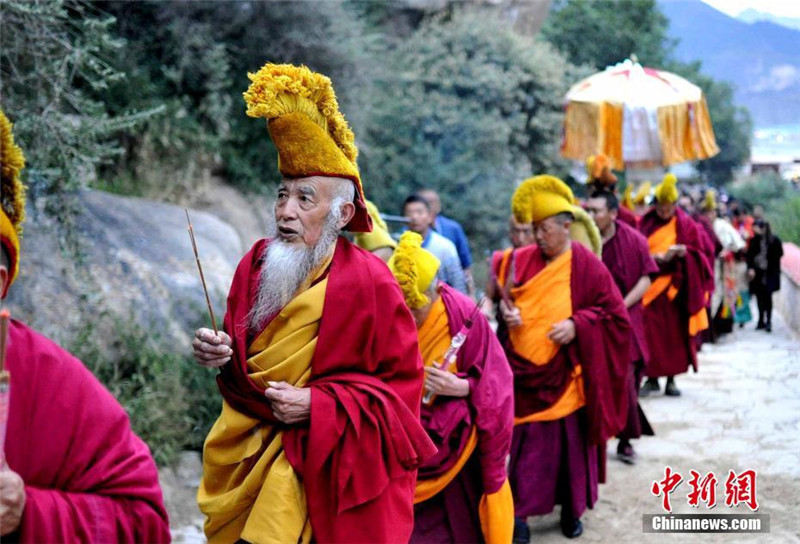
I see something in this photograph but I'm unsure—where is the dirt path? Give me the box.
[528,309,800,543]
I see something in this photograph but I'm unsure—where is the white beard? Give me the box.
[247,207,342,332]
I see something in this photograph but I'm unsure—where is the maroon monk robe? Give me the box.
[509,410,598,518]
[692,212,722,347]
[3,319,170,543]
[500,242,630,519]
[489,249,507,295]
[218,237,436,544]
[412,284,514,544]
[601,220,658,439]
[617,205,639,228]
[640,208,713,378]
[498,242,631,446]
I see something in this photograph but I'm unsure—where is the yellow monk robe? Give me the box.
[413,296,514,544]
[642,216,708,334]
[197,274,330,544]
[507,249,586,425]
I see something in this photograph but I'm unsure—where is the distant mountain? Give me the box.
[658,0,800,128]
[737,8,800,32]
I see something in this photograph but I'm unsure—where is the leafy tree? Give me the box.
[0,0,159,249]
[97,0,369,197]
[729,173,800,244]
[668,61,752,187]
[363,8,576,258]
[541,0,674,69]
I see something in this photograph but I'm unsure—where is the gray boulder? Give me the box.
[6,189,244,351]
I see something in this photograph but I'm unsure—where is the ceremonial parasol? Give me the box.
[561,58,720,170]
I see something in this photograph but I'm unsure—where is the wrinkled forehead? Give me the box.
[279,176,333,197]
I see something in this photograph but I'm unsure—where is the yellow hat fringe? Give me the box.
[655,173,679,204]
[570,205,602,257]
[585,153,614,184]
[0,109,26,234]
[243,63,358,164]
[511,175,575,224]
[702,189,716,212]
[621,185,634,210]
[634,181,652,205]
[391,232,429,309]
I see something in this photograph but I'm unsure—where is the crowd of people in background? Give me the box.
[354,153,786,541]
[377,169,783,346]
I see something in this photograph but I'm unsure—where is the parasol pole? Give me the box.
[185,209,219,335]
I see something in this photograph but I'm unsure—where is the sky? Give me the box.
[700,0,800,18]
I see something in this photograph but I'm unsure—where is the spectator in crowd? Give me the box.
[404,194,468,293]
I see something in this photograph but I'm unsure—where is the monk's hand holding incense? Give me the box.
[499,299,523,329]
[424,366,470,398]
[0,468,25,536]
[265,381,310,424]
[192,328,233,368]
[548,318,576,345]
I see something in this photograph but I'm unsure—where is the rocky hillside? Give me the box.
[6,186,271,351]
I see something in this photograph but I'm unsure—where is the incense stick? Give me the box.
[0,309,9,467]
[0,309,9,373]
[185,209,219,335]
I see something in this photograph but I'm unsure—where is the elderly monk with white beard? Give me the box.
[191,63,436,544]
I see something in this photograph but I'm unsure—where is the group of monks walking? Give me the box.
[0,62,742,544]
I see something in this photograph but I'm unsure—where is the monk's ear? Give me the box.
[336,201,356,230]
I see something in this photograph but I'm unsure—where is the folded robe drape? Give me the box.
[640,209,712,377]
[4,320,170,543]
[211,237,436,543]
[498,242,631,447]
[413,284,514,544]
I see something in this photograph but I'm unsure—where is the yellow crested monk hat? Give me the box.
[585,153,617,187]
[354,200,397,252]
[388,231,440,309]
[701,189,717,212]
[0,109,26,298]
[243,63,371,232]
[621,185,634,210]
[511,175,601,255]
[511,175,575,224]
[633,181,652,206]
[654,173,679,204]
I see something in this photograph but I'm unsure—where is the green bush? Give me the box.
[729,173,800,245]
[729,172,788,207]
[771,197,800,245]
[69,313,220,465]
[363,8,577,260]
